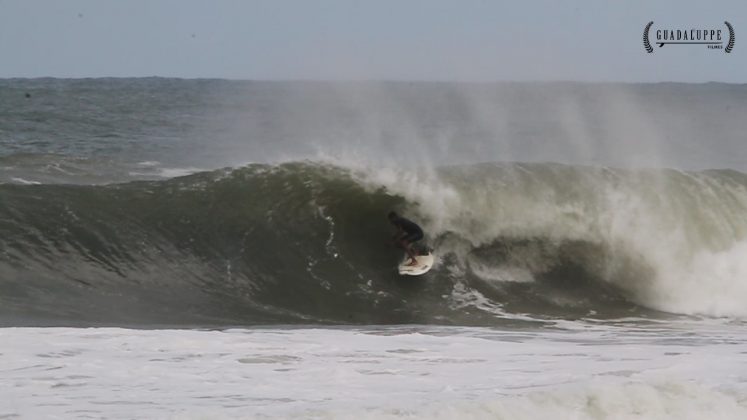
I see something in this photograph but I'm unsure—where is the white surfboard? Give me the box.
[398,253,434,276]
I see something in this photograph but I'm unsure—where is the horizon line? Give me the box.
[1,76,745,85]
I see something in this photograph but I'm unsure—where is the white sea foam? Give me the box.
[2,322,745,419]
[9,177,41,185]
[158,166,206,178]
[129,166,205,179]
[315,381,747,420]
[136,160,161,167]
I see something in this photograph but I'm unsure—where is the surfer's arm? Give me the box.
[392,225,405,240]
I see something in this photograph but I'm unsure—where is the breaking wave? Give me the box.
[2,161,747,326]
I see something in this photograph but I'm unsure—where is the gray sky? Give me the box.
[0,0,745,82]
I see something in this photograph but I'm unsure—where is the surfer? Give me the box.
[388,211,423,266]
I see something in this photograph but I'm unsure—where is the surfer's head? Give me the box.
[388,211,398,222]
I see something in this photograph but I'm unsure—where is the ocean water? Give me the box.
[2,78,747,419]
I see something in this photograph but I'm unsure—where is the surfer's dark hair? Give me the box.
[388,211,398,220]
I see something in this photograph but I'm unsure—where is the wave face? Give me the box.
[3,161,747,326]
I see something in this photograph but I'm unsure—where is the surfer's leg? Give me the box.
[405,243,418,265]
[402,238,418,265]
[396,238,416,263]
[404,231,424,261]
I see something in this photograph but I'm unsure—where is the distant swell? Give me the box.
[2,161,747,326]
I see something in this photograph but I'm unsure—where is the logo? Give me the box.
[643,21,735,53]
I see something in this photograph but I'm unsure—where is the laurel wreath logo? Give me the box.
[725,21,735,53]
[644,21,735,54]
[643,21,654,53]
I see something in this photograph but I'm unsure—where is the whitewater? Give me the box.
[4,323,747,419]
[2,79,747,419]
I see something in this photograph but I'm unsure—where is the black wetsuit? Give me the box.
[393,217,424,243]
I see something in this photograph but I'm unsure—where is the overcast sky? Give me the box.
[0,0,745,82]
